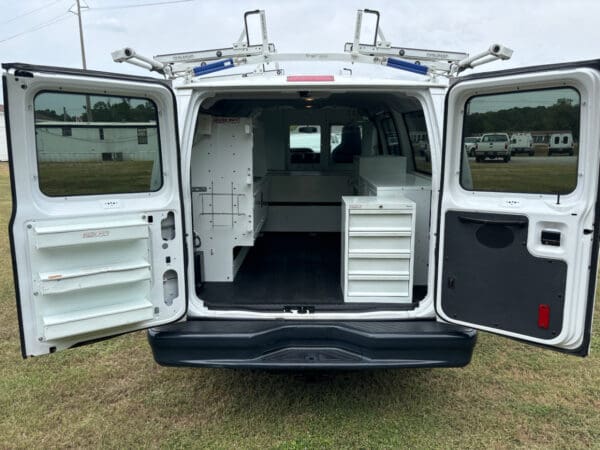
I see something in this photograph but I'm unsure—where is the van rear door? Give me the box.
[436,61,600,355]
[3,64,187,357]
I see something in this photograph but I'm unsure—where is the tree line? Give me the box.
[464,99,580,140]
[35,98,156,123]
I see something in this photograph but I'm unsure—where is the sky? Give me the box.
[1,0,600,104]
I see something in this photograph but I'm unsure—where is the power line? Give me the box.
[87,0,195,11]
[0,0,197,46]
[0,13,72,45]
[0,0,65,26]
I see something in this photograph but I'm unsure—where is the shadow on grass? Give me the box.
[143,365,477,447]
[147,364,451,421]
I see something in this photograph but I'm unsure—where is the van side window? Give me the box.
[461,87,580,194]
[34,91,162,196]
[403,110,431,175]
[289,125,321,164]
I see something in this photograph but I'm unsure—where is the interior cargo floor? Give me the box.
[198,232,343,305]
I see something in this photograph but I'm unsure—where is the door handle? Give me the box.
[541,230,561,246]
[458,215,528,227]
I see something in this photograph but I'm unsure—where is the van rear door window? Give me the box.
[460,87,580,194]
[34,91,162,196]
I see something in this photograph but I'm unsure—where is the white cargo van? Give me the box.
[2,10,598,368]
[509,132,534,156]
[548,132,575,155]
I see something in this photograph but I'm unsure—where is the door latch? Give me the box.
[541,230,561,247]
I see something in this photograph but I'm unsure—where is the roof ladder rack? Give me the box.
[111,9,513,80]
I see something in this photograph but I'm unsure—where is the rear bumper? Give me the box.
[148,319,477,369]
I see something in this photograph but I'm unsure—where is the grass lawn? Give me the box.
[0,162,598,448]
[38,161,155,196]
[470,157,577,193]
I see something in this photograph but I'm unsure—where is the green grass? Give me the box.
[0,163,599,448]
[38,161,154,196]
[470,158,578,194]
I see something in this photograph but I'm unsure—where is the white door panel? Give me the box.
[437,65,600,354]
[3,65,187,356]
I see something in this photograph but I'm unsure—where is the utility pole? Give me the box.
[76,0,87,69]
[73,0,92,121]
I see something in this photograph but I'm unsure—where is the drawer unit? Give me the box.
[341,196,416,303]
[358,172,432,286]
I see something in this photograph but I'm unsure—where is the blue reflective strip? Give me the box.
[386,58,429,75]
[192,58,235,76]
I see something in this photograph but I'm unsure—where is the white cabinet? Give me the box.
[341,196,416,303]
[358,172,431,286]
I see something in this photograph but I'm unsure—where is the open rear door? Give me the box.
[437,61,600,355]
[3,64,187,357]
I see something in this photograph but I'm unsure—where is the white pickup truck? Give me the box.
[2,10,598,369]
[474,133,511,162]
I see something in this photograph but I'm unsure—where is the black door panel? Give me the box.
[441,211,566,339]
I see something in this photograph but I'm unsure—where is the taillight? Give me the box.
[505,143,508,150]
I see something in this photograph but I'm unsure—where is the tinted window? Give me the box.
[461,87,580,194]
[34,91,162,196]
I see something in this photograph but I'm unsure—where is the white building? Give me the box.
[0,105,7,161]
[35,121,158,162]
